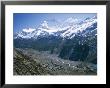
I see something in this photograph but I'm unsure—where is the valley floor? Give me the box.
[13,48,97,75]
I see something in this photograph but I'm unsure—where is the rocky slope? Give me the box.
[14,48,97,75]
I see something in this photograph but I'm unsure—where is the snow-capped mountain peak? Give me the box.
[37,20,60,35]
[14,16,97,39]
[61,16,97,38]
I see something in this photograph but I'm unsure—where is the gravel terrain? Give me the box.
[14,48,97,75]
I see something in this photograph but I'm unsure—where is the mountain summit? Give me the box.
[14,16,97,39]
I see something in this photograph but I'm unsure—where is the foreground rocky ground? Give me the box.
[13,48,97,75]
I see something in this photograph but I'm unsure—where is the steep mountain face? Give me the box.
[14,16,97,64]
[59,23,97,63]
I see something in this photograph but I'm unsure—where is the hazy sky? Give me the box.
[13,13,97,33]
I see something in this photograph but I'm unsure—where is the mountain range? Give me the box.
[14,16,97,64]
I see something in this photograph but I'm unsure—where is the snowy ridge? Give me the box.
[61,16,97,38]
[14,16,97,39]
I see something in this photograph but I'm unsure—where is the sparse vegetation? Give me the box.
[14,48,97,75]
